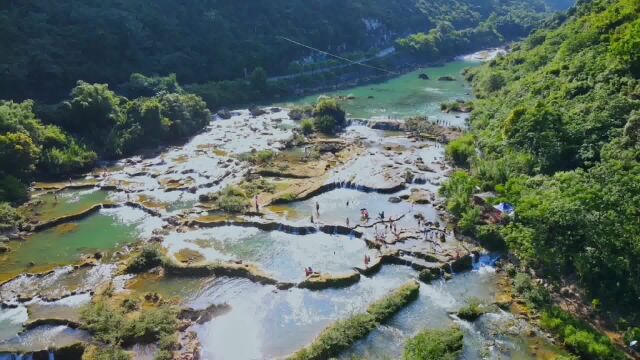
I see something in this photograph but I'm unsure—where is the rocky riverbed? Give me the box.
[0,55,565,360]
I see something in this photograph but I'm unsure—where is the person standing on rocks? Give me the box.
[315,202,320,216]
[255,196,259,213]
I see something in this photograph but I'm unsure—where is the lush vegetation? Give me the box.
[0,77,210,211]
[0,0,563,104]
[290,281,419,360]
[396,0,554,61]
[0,0,431,102]
[0,99,96,206]
[442,0,640,319]
[81,299,179,360]
[403,326,464,360]
[507,271,625,360]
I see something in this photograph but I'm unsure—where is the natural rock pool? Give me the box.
[0,52,566,359]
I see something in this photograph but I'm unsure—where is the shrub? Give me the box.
[403,326,464,360]
[513,273,533,294]
[540,307,625,360]
[255,150,275,164]
[82,345,131,360]
[0,175,29,204]
[215,186,249,213]
[124,246,164,274]
[313,114,337,134]
[81,301,178,347]
[0,201,23,231]
[301,119,314,134]
[445,134,475,167]
[457,298,486,321]
[291,281,419,360]
[313,98,346,127]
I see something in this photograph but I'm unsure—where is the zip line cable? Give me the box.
[277,36,399,75]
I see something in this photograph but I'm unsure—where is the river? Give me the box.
[0,52,565,360]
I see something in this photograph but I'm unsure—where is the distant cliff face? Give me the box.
[0,0,556,101]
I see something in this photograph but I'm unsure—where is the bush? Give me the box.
[81,301,178,347]
[313,115,337,134]
[251,150,275,164]
[82,345,131,360]
[124,246,164,274]
[0,202,22,231]
[403,326,464,360]
[0,176,28,204]
[540,307,625,360]
[513,273,533,294]
[457,298,486,321]
[301,119,314,134]
[313,98,346,127]
[291,281,419,360]
[445,134,475,168]
[215,186,249,213]
[624,327,640,345]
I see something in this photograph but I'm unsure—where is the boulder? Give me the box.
[409,189,431,204]
[249,106,267,117]
[217,109,232,119]
[388,196,402,204]
[418,73,430,80]
[438,76,456,81]
[369,120,404,131]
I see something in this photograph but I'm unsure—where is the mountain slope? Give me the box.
[447,0,640,313]
[0,0,556,102]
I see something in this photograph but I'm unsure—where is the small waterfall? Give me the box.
[349,230,355,240]
[448,262,455,275]
[49,352,55,360]
[277,223,283,232]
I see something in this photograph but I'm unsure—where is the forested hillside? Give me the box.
[0,0,559,224]
[1,0,560,102]
[444,0,640,319]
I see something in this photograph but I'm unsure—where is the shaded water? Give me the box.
[283,60,479,124]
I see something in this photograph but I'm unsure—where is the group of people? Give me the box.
[304,267,315,277]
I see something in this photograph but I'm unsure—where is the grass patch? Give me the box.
[289,280,419,360]
[403,326,464,360]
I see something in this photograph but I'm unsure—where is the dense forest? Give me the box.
[443,0,640,322]
[0,0,566,214]
[1,0,563,102]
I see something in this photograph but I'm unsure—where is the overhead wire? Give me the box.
[277,36,399,75]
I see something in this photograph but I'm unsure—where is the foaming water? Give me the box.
[0,307,28,343]
[193,266,416,360]
[0,325,90,353]
[163,226,373,283]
